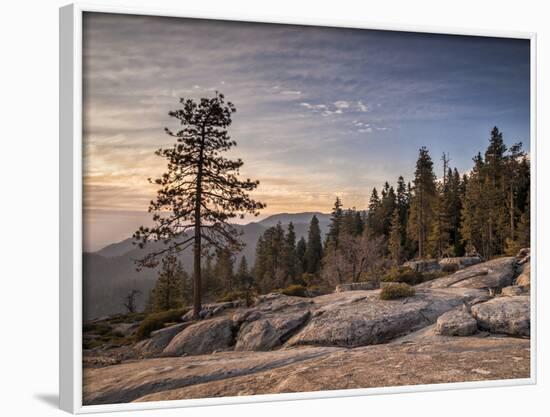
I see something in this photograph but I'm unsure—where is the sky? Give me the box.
[82,12,531,252]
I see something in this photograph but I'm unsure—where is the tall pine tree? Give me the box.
[325,197,343,249]
[305,215,323,274]
[408,147,437,258]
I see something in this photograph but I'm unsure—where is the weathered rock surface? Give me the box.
[335,281,377,292]
[119,335,529,403]
[436,309,478,336]
[501,285,528,297]
[403,259,440,273]
[516,248,530,264]
[439,256,482,270]
[252,293,314,312]
[235,311,310,351]
[418,257,515,290]
[471,296,530,337]
[286,288,485,347]
[163,317,235,356]
[181,302,238,322]
[83,346,341,405]
[82,257,532,405]
[516,262,530,287]
[134,323,190,357]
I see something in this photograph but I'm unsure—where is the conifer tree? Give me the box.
[305,215,323,274]
[235,255,255,305]
[461,153,486,256]
[380,183,397,237]
[367,188,382,236]
[396,176,409,228]
[283,222,298,283]
[295,237,307,277]
[341,208,364,237]
[214,249,235,293]
[253,222,287,291]
[388,209,402,265]
[134,93,264,317]
[201,253,216,296]
[236,255,249,284]
[515,191,530,249]
[506,143,526,241]
[483,126,508,257]
[428,155,453,258]
[449,168,464,255]
[325,197,343,249]
[152,255,186,312]
[408,147,437,258]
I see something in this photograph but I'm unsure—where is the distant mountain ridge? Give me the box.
[96,212,330,258]
[85,212,330,320]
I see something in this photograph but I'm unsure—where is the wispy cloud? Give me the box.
[82,12,530,250]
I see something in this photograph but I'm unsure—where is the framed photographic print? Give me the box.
[59,3,536,414]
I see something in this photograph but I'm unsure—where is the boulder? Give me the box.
[439,257,482,270]
[287,288,483,348]
[232,309,261,325]
[134,322,190,357]
[403,259,440,273]
[162,317,234,356]
[516,247,530,259]
[253,293,313,312]
[516,262,530,287]
[501,285,528,297]
[436,309,478,336]
[235,311,310,351]
[419,257,515,290]
[335,281,377,292]
[181,302,236,322]
[471,296,530,337]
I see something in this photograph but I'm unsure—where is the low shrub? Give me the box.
[306,285,330,297]
[281,284,307,297]
[380,283,416,300]
[300,273,318,287]
[134,308,188,341]
[218,289,257,306]
[421,271,448,282]
[382,266,423,286]
[218,290,249,302]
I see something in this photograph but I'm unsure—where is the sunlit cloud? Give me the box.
[82,12,530,251]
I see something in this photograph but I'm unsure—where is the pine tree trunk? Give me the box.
[193,129,206,318]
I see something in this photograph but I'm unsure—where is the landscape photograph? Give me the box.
[81,12,532,405]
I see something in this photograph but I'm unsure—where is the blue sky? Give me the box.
[83,12,531,251]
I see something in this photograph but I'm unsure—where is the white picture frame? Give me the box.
[59,3,537,413]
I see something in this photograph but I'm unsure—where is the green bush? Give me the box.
[281,284,307,297]
[218,290,247,302]
[306,285,330,296]
[421,271,448,282]
[380,283,416,300]
[382,266,423,286]
[134,308,188,341]
[300,273,317,287]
